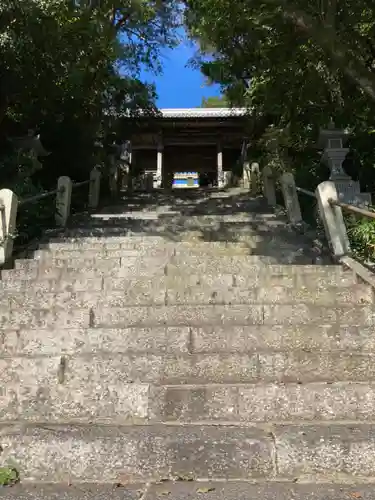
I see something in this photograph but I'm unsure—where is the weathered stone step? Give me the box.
[3,482,375,500]
[94,303,374,328]
[1,423,375,482]
[43,224,288,241]
[32,245,255,261]
[3,375,375,423]
[153,382,375,423]
[33,240,260,258]
[3,324,374,356]
[0,284,371,309]
[12,254,322,275]
[41,234,292,252]
[166,257,318,274]
[0,303,373,329]
[0,268,356,291]
[1,259,168,281]
[3,351,375,387]
[6,255,325,280]
[2,483,375,500]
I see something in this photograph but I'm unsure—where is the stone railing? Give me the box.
[0,165,121,265]
[261,166,375,281]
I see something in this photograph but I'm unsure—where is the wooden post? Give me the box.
[56,176,72,227]
[280,172,302,225]
[262,166,276,205]
[0,189,18,265]
[89,168,101,209]
[315,180,350,257]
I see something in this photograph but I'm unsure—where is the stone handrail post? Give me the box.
[315,181,350,257]
[262,166,276,205]
[243,161,251,189]
[56,176,72,227]
[251,162,260,197]
[109,157,119,197]
[0,167,102,265]
[89,168,101,209]
[0,189,18,265]
[280,172,302,225]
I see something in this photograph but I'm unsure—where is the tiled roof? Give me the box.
[106,107,250,119]
[159,108,249,118]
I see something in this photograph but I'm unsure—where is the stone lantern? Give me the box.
[318,124,371,207]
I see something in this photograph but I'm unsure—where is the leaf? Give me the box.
[0,467,19,486]
[349,493,362,499]
[196,487,216,494]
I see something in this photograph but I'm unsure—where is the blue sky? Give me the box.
[140,32,221,108]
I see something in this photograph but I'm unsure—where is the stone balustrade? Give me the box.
[261,166,375,263]
[0,165,120,265]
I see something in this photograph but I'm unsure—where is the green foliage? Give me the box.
[346,214,375,262]
[184,0,375,261]
[200,95,229,107]
[0,467,19,486]
[0,0,179,249]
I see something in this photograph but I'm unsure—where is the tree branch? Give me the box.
[248,0,375,101]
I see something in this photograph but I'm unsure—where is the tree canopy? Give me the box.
[0,0,179,184]
[184,0,375,186]
[184,0,375,258]
[0,0,179,246]
[200,95,229,107]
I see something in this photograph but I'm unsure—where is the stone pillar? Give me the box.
[217,142,224,188]
[280,172,302,225]
[89,168,101,209]
[262,166,276,206]
[316,180,350,258]
[243,161,251,189]
[56,176,72,227]
[0,189,18,265]
[251,162,260,197]
[108,156,118,197]
[156,143,163,189]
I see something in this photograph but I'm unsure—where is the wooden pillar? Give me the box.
[217,142,224,188]
[156,142,163,188]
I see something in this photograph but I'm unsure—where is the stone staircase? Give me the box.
[1,189,375,499]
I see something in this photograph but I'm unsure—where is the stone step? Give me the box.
[89,213,281,223]
[1,423,375,482]
[31,246,256,261]
[42,234,292,252]
[0,284,371,309]
[33,240,260,256]
[0,270,357,293]
[166,257,320,274]
[1,258,168,281]
[2,483,373,500]
[93,303,374,328]
[0,303,373,329]
[3,324,374,356]
[3,373,375,423]
[12,254,322,275]
[46,224,287,240]
[3,350,375,388]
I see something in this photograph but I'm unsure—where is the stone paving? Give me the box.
[0,189,374,497]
